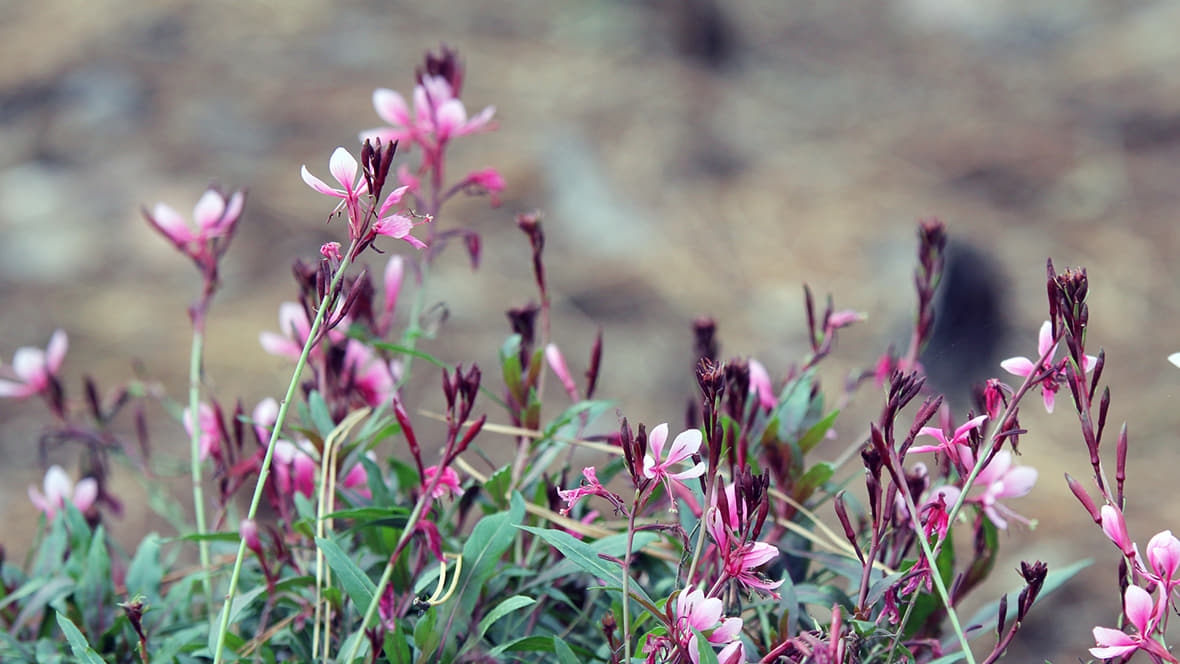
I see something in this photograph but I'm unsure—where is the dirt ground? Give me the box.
[3,1,1180,660]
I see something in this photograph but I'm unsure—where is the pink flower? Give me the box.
[422,465,461,499]
[343,340,399,408]
[1101,505,1136,557]
[341,451,376,499]
[1000,321,1096,413]
[461,168,506,206]
[909,414,988,455]
[642,424,706,506]
[301,147,368,237]
[320,241,343,262]
[1091,585,1176,662]
[273,439,318,497]
[958,448,1037,529]
[826,309,865,330]
[706,484,784,597]
[747,359,776,411]
[360,77,495,153]
[544,343,579,402]
[0,329,67,399]
[28,465,98,522]
[557,466,624,516]
[1142,530,1180,592]
[145,188,245,251]
[920,486,959,540]
[184,402,222,462]
[670,586,744,664]
[260,302,313,361]
[373,211,429,249]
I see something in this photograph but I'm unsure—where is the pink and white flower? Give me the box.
[423,465,461,499]
[642,424,706,506]
[0,329,67,400]
[301,147,368,237]
[747,359,776,411]
[1000,321,1096,413]
[28,465,98,522]
[661,585,744,664]
[1091,585,1176,662]
[957,448,1037,529]
[183,402,222,462]
[145,188,244,250]
[706,484,784,597]
[909,414,988,455]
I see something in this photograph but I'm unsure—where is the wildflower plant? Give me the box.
[0,44,1174,664]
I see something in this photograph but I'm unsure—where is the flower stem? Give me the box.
[187,328,213,613]
[210,244,358,664]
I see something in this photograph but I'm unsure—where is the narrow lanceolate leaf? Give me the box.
[55,612,108,664]
[516,525,655,607]
[449,491,527,619]
[475,595,535,643]
[315,536,377,611]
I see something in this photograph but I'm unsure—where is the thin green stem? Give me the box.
[187,329,213,612]
[210,245,357,664]
[621,488,640,664]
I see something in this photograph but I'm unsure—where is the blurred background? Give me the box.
[4,0,1180,660]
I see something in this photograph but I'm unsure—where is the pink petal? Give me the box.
[668,462,706,481]
[11,347,46,382]
[999,357,1034,377]
[435,99,467,140]
[953,414,989,440]
[1092,626,1137,649]
[1036,321,1055,357]
[1124,585,1156,633]
[259,332,299,360]
[647,423,669,460]
[741,541,780,568]
[72,477,98,512]
[43,465,72,506]
[915,426,950,448]
[907,444,947,454]
[710,617,743,644]
[996,466,1037,499]
[688,595,723,631]
[1042,388,1055,413]
[358,127,405,147]
[28,486,49,514]
[150,203,195,243]
[665,429,703,464]
[0,378,35,398]
[253,398,279,441]
[45,330,68,373]
[301,165,341,197]
[193,189,227,231]
[461,105,496,134]
[372,88,410,127]
[327,147,359,191]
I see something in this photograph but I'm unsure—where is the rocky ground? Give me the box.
[3,1,1180,660]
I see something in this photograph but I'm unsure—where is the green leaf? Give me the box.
[448,492,526,619]
[166,531,242,544]
[316,536,376,611]
[77,525,111,630]
[55,612,108,664]
[486,635,554,657]
[125,534,163,602]
[795,462,834,498]
[521,531,658,593]
[484,464,512,509]
[692,627,721,664]
[475,595,535,643]
[308,390,336,438]
[207,585,268,658]
[412,605,440,658]
[516,526,654,607]
[384,627,413,664]
[798,409,839,454]
[553,637,579,664]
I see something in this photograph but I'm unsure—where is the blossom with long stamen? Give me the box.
[909,414,988,455]
[557,466,625,516]
[0,329,67,400]
[301,147,369,238]
[642,424,706,508]
[957,447,1037,529]
[1001,320,1096,413]
[706,484,784,597]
